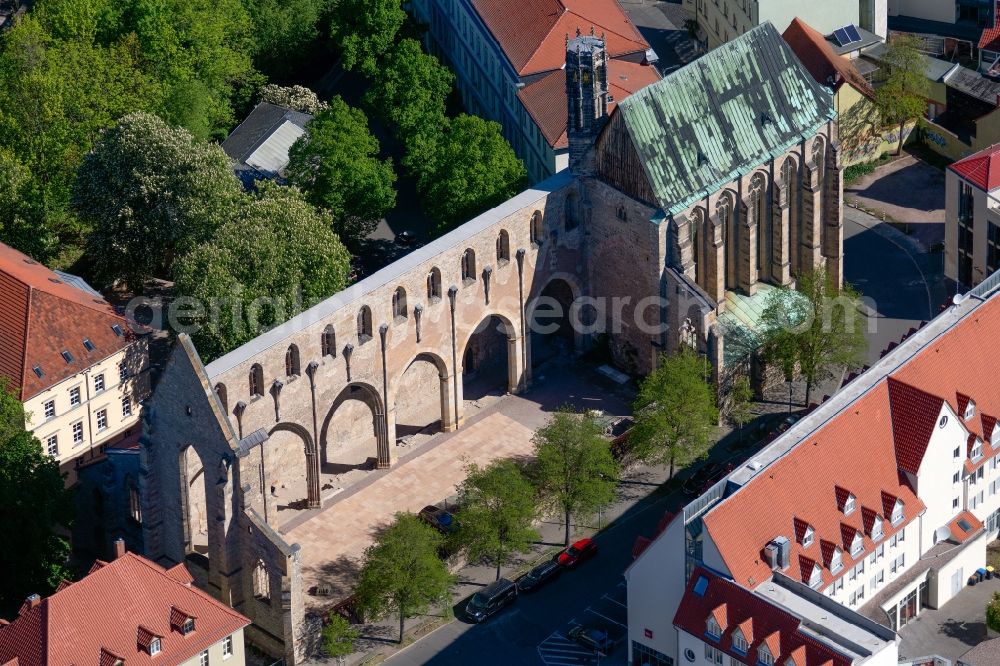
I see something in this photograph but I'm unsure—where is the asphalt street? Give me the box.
[843,208,948,366]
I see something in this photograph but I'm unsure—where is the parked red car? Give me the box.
[556,538,598,568]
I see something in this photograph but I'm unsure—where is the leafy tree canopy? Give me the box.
[0,379,74,617]
[759,268,867,406]
[531,408,619,546]
[419,114,526,234]
[286,96,397,245]
[455,460,539,580]
[874,35,927,153]
[630,349,718,478]
[244,0,328,80]
[365,38,452,139]
[329,0,405,75]
[173,182,352,360]
[74,112,243,292]
[355,512,452,644]
[322,614,359,659]
[259,84,329,114]
[987,591,1000,633]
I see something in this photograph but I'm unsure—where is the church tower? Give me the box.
[566,30,608,175]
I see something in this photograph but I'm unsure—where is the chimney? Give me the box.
[19,594,40,616]
[114,538,127,559]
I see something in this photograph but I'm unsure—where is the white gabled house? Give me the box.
[627,279,1000,666]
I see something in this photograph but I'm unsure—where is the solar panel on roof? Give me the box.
[693,575,709,596]
[845,25,862,43]
[832,28,850,47]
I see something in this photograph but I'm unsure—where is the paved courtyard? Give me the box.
[898,576,1000,663]
[278,360,634,608]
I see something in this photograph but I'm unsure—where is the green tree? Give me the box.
[0,379,74,616]
[874,34,927,155]
[173,183,352,360]
[286,96,397,244]
[74,112,243,291]
[244,0,327,80]
[455,460,539,580]
[418,115,526,234]
[259,84,329,114]
[531,409,619,546]
[365,38,452,138]
[322,614,359,660]
[329,0,405,75]
[0,149,41,258]
[759,268,868,407]
[630,349,718,479]
[0,19,159,260]
[727,376,754,445]
[355,513,453,644]
[987,591,1000,633]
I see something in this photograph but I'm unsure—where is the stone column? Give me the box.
[508,334,525,394]
[771,189,792,286]
[304,362,321,509]
[672,213,696,279]
[380,405,396,468]
[800,164,823,274]
[824,142,845,287]
[739,203,758,295]
[439,372,457,431]
[707,216,726,304]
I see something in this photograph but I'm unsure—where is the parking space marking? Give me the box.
[601,594,627,609]
[585,608,627,628]
[537,631,596,666]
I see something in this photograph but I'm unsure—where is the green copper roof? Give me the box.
[616,22,836,217]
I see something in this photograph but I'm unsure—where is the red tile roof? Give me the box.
[702,384,924,590]
[886,378,945,474]
[673,568,850,666]
[949,142,1000,192]
[782,18,874,100]
[0,552,248,666]
[948,510,984,544]
[471,0,649,76]
[517,59,658,149]
[0,242,132,401]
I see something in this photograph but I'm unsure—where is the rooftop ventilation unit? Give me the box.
[764,536,791,571]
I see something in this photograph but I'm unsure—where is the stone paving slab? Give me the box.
[898,576,1000,662]
[283,411,537,606]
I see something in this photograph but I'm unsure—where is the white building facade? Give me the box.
[627,278,1000,665]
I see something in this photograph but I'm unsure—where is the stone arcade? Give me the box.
[137,23,843,662]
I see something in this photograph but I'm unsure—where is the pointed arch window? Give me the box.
[496,230,510,264]
[357,306,373,343]
[285,344,300,377]
[214,383,228,413]
[749,173,767,280]
[392,287,408,320]
[427,267,442,301]
[716,194,734,288]
[249,364,263,398]
[461,249,476,285]
[321,325,336,357]
[253,560,270,602]
[530,210,544,245]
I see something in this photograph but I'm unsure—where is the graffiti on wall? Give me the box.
[924,128,948,148]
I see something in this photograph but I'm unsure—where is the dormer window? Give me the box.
[732,628,749,654]
[992,427,1000,448]
[891,500,905,525]
[965,399,977,420]
[830,547,843,573]
[757,644,775,666]
[843,493,856,515]
[851,530,864,556]
[150,638,161,655]
[705,614,721,639]
[182,618,195,635]
[802,525,814,547]
[809,564,823,589]
[972,439,984,461]
[871,515,884,541]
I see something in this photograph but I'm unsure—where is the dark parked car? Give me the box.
[465,578,517,623]
[681,462,726,496]
[517,560,563,593]
[556,538,597,568]
[568,625,614,654]
[418,505,457,534]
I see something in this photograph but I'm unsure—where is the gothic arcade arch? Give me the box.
[319,382,385,473]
